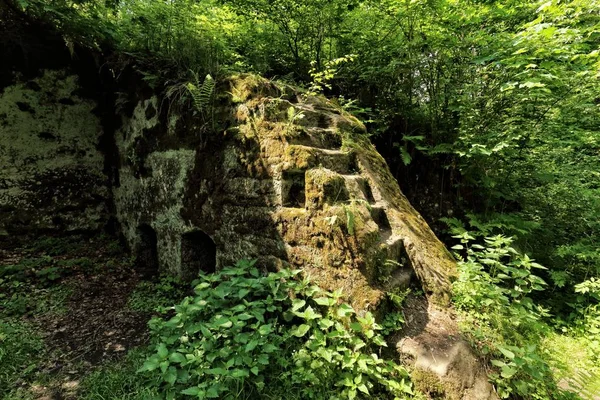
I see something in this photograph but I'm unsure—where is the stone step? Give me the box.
[340,174,372,201]
[286,127,342,149]
[380,233,408,264]
[287,145,357,174]
[369,204,390,229]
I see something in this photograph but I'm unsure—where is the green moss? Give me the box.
[411,368,447,399]
[285,145,316,170]
[305,168,348,209]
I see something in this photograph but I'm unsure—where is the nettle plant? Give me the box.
[140,260,413,400]
[451,234,560,399]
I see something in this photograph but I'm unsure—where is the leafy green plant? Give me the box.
[379,290,409,336]
[343,204,356,236]
[140,260,413,399]
[286,105,305,131]
[128,275,188,313]
[187,73,215,115]
[307,54,355,96]
[452,234,568,399]
[80,348,161,400]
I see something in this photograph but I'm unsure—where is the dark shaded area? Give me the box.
[181,230,216,280]
[0,0,124,241]
[282,170,306,208]
[0,0,71,91]
[135,224,159,277]
[371,132,460,239]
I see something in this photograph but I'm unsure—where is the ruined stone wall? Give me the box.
[0,69,110,236]
[0,62,456,309]
[112,75,457,310]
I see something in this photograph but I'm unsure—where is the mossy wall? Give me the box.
[0,70,109,237]
[109,74,456,310]
[0,61,456,311]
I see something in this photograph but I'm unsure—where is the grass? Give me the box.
[0,234,159,400]
[79,348,160,400]
[127,275,189,313]
[543,332,600,400]
[0,320,159,400]
[0,320,45,398]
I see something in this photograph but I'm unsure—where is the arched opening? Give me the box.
[181,230,216,280]
[135,224,159,278]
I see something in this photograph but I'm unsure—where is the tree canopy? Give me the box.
[2,0,600,397]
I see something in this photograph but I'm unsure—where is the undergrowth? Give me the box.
[128,275,189,313]
[79,348,161,400]
[0,320,45,398]
[140,260,414,400]
[451,233,595,399]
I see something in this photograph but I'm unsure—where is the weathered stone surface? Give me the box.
[109,74,457,311]
[0,70,109,235]
[106,73,488,398]
[0,64,490,399]
[395,300,499,400]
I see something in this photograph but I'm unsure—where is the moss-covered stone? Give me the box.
[105,72,459,311]
[412,368,448,399]
[0,70,109,235]
[305,169,348,209]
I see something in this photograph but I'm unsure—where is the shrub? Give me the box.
[451,234,562,399]
[140,260,413,399]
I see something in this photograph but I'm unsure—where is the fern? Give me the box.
[568,369,600,400]
[400,146,412,166]
[186,73,215,114]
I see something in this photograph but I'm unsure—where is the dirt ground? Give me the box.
[0,236,155,399]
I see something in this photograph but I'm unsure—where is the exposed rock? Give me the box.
[394,299,498,400]
[110,74,457,312]
[0,63,492,399]
[0,70,109,235]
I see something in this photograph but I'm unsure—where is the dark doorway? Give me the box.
[181,230,216,280]
[135,224,159,278]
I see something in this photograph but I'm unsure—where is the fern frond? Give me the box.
[186,73,215,114]
[568,369,600,400]
[198,74,215,111]
[400,146,412,166]
[344,205,355,236]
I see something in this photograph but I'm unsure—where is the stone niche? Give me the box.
[0,70,110,236]
[112,75,457,311]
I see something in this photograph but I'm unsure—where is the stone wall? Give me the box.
[0,69,109,237]
[111,75,457,310]
[0,65,456,308]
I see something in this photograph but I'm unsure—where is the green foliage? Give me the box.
[187,73,215,115]
[307,54,356,96]
[223,0,357,74]
[128,275,188,314]
[79,348,161,400]
[0,256,76,317]
[568,369,600,400]
[379,290,409,337]
[344,204,356,236]
[452,234,571,399]
[140,260,413,400]
[12,0,600,396]
[0,320,44,397]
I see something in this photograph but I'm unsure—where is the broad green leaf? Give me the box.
[181,386,201,396]
[157,343,169,359]
[291,324,311,337]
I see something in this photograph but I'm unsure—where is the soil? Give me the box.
[0,236,155,399]
[37,271,152,367]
